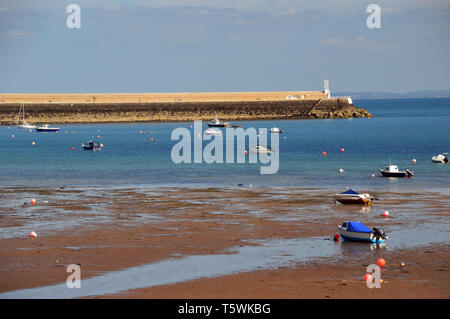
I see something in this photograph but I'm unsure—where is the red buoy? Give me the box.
[322,151,327,156]
[377,258,386,267]
[364,273,372,282]
[31,199,36,205]
[333,234,340,241]
[340,148,344,153]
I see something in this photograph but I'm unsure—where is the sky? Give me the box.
[0,0,449,93]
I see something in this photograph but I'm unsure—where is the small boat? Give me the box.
[432,153,449,163]
[204,127,222,136]
[270,127,283,134]
[208,118,230,127]
[335,189,375,205]
[338,221,387,243]
[379,164,414,177]
[82,140,102,151]
[249,145,273,154]
[35,124,60,132]
[16,103,36,129]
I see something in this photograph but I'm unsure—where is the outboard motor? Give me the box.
[372,227,388,242]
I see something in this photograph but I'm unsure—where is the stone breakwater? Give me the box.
[0,97,372,125]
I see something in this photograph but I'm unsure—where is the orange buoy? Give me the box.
[322,152,326,156]
[29,231,37,238]
[377,258,386,267]
[31,199,36,205]
[400,262,405,268]
[412,159,417,163]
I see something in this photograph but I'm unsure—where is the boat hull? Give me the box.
[379,169,413,177]
[36,128,59,132]
[336,198,369,205]
[338,229,384,243]
[208,123,230,127]
[17,124,36,129]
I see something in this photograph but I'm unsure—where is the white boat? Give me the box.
[16,103,36,129]
[208,118,230,127]
[335,189,375,205]
[270,127,283,134]
[36,124,60,132]
[204,127,222,136]
[379,163,414,177]
[338,221,387,243]
[432,153,449,163]
[249,146,273,154]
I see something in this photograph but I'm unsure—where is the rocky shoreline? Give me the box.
[0,98,372,125]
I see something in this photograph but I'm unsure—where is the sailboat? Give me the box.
[16,103,36,129]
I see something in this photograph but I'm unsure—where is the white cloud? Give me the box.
[320,36,399,52]
[8,30,34,37]
[103,5,120,12]
[276,8,297,17]
[381,7,401,14]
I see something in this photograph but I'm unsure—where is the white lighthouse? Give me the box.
[323,79,330,98]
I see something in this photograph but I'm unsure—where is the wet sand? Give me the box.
[0,186,448,298]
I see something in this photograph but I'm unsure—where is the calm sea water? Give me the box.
[1,98,449,190]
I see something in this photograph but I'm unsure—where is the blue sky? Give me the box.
[0,0,449,93]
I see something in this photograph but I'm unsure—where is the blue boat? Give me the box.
[338,221,387,243]
[35,124,60,132]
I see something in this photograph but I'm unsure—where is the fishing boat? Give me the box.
[16,103,36,129]
[335,189,375,205]
[249,146,273,154]
[338,221,387,243]
[208,118,230,127]
[379,163,414,177]
[270,127,283,134]
[35,124,60,132]
[432,153,449,163]
[204,127,222,136]
[82,140,102,151]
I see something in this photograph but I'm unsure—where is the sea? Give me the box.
[0,98,449,191]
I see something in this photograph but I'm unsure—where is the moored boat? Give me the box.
[270,127,283,134]
[335,189,375,205]
[204,127,222,136]
[82,140,102,151]
[379,164,414,177]
[16,103,36,129]
[35,124,60,132]
[338,221,387,243]
[249,145,273,154]
[208,118,230,127]
[432,153,449,163]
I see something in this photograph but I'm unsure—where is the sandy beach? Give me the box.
[0,186,448,298]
